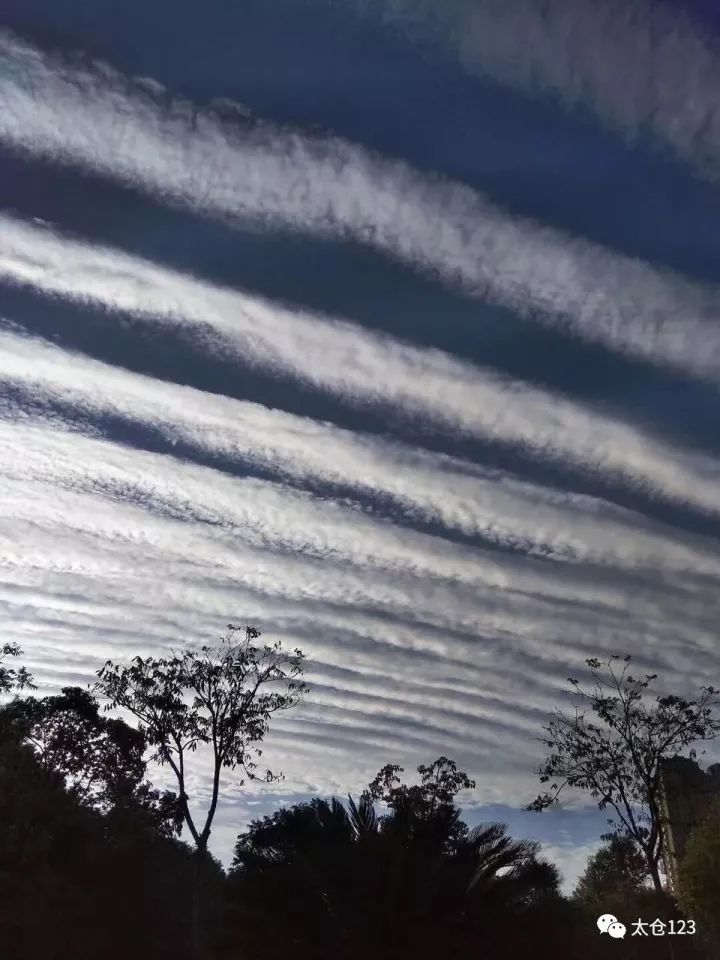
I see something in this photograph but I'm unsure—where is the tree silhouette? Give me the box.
[95,624,306,957]
[368,755,475,852]
[0,643,35,694]
[677,797,720,953]
[1,686,183,836]
[2,636,708,959]
[95,625,306,855]
[572,835,648,903]
[226,757,562,959]
[528,655,720,894]
[0,712,198,960]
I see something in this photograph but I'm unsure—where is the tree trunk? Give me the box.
[191,845,208,960]
[644,857,677,960]
[648,857,664,896]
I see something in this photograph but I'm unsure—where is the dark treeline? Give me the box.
[0,637,716,960]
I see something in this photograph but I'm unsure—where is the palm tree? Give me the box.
[462,822,560,906]
[223,760,561,959]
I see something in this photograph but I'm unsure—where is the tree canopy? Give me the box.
[226,758,564,959]
[677,797,720,952]
[2,642,713,960]
[0,642,35,694]
[572,835,649,903]
[0,699,200,960]
[95,624,306,853]
[528,655,720,893]
[1,684,183,836]
[368,755,475,851]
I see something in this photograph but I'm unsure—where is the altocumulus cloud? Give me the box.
[0,16,719,883]
[1,327,720,578]
[2,32,720,378]
[1,415,719,798]
[2,218,720,518]
[365,0,720,182]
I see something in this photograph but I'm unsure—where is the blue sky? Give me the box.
[1,0,720,886]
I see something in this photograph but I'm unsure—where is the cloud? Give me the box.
[3,217,720,526]
[4,415,710,643]
[3,324,720,582]
[371,0,720,183]
[2,220,719,854]
[2,410,718,862]
[2,32,720,378]
[540,840,600,894]
[2,413,719,708]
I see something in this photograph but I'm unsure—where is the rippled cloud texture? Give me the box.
[1,0,720,881]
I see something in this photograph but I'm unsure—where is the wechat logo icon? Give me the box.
[597,914,627,939]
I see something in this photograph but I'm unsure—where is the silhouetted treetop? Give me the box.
[95,624,307,853]
[528,654,720,895]
[0,643,35,694]
[0,685,183,836]
[369,756,476,851]
[572,835,648,903]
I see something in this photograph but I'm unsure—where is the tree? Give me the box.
[226,758,563,960]
[528,655,720,894]
[95,625,306,855]
[677,797,720,953]
[95,625,306,957]
[572,835,648,903]
[0,723,199,960]
[0,643,35,694]
[0,686,183,836]
[369,756,476,810]
[369,756,475,852]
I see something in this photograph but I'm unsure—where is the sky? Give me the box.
[1,0,720,888]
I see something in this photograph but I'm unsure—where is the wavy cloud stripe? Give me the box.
[2,218,720,519]
[1,328,718,578]
[371,0,720,181]
[1,32,720,378]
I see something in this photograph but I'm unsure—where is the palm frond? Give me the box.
[347,790,378,839]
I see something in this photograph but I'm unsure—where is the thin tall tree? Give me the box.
[96,624,306,955]
[528,655,720,894]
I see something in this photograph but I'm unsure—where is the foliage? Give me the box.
[571,887,704,960]
[677,797,720,953]
[0,643,35,694]
[95,624,306,852]
[572,835,649,903]
[224,758,563,959]
[528,655,720,892]
[368,755,475,851]
[5,636,713,959]
[0,685,182,834]
[0,733,199,960]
